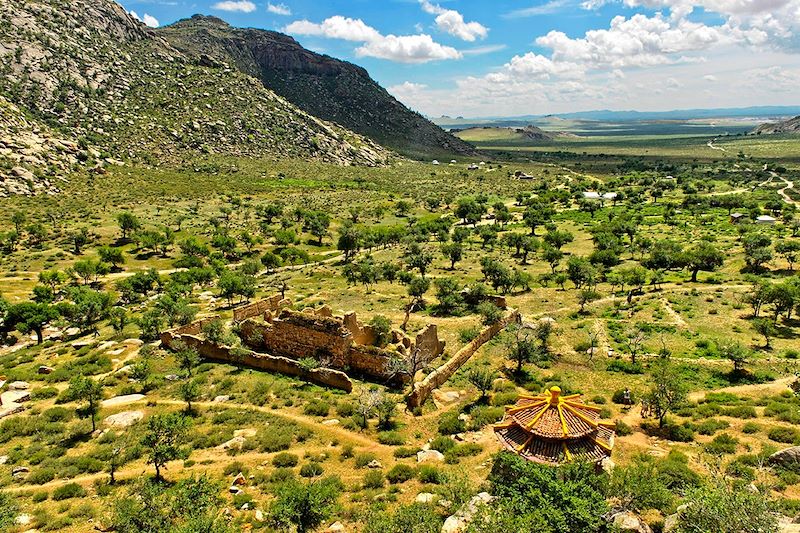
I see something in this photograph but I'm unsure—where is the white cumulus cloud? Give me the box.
[212,1,257,13]
[284,16,461,63]
[267,3,292,16]
[129,11,159,28]
[419,0,489,41]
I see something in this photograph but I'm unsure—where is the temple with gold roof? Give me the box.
[493,386,615,465]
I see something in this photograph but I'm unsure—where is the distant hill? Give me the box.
[453,125,574,145]
[157,15,475,159]
[0,0,390,196]
[754,116,800,134]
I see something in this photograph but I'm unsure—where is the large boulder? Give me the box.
[609,511,654,533]
[103,410,144,429]
[770,447,800,470]
[417,450,445,463]
[441,492,494,533]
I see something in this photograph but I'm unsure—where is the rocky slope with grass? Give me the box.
[754,116,800,135]
[0,0,391,196]
[157,15,476,159]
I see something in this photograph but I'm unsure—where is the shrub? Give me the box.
[665,424,694,442]
[272,452,299,468]
[607,360,644,374]
[704,433,738,455]
[696,419,730,435]
[742,422,761,434]
[269,468,295,484]
[444,443,482,464]
[223,461,248,477]
[336,401,355,417]
[363,503,443,533]
[27,468,57,485]
[417,465,441,484]
[768,426,800,444]
[52,483,86,501]
[723,405,757,419]
[363,470,385,489]
[303,400,330,417]
[676,479,777,532]
[386,464,415,484]
[340,444,354,460]
[430,436,456,453]
[392,447,417,459]
[609,456,675,513]
[491,391,519,407]
[591,395,607,404]
[615,420,633,436]
[437,411,466,435]
[377,431,405,446]
[299,462,324,478]
[468,405,504,430]
[355,453,377,468]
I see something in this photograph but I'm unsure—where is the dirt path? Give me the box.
[660,298,688,328]
[707,138,726,152]
[688,376,795,402]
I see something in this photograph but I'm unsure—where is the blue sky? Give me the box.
[121,0,800,117]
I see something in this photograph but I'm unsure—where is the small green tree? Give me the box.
[752,318,775,348]
[179,379,201,414]
[141,413,189,481]
[467,367,497,399]
[269,477,342,533]
[69,375,104,432]
[4,301,57,344]
[117,212,141,240]
[647,359,687,428]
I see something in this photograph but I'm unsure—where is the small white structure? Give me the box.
[602,192,618,200]
[467,164,480,171]
[582,191,601,200]
[450,160,457,164]
[432,160,440,165]
[756,215,777,225]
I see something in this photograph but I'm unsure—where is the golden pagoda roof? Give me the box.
[493,386,615,465]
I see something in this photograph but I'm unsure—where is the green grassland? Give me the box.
[1,140,800,532]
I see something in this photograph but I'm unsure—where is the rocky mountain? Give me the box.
[754,116,800,135]
[157,15,476,159]
[0,0,390,196]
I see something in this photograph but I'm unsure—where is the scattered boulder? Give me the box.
[37,365,54,375]
[610,511,653,533]
[101,394,144,407]
[103,410,144,429]
[324,522,346,533]
[367,460,383,469]
[322,419,340,426]
[213,395,230,403]
[601,457,616,474]
[441,492,494,533]
[231,472,247,486]
[417,450,445,463]
[0,455,8,465]
[15,514,32,526]
[7,381,30,391]
[770,447,800,470]
[416,492,436,503]
[254,509,264,522]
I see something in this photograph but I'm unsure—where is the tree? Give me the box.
[11,211,25,234]
[116,212,140,240]
[337,222,361,262]
[455,198,484,226]
[543,229,574,250]
[578,288,600,313]
[683,241,724,282]
[719,342,751,376]
[269,477,342,533]
[567,257,597,289]
[742,233,773,270]
[467,367,497,399]
[141,413,189,481]
[752,318,774,348]
[505,324,538,374]
[217,270,255,306]
[69,375,104,432]
[4,302,57,344]
[441,242,464,270]
[776,240,800,271]
[623,325,648,364]
[522,201,554,235]
[261,251,283,272]
[179,379,201,414]
[63,286,115,335]
[542,245,563,272]
[98,246,126,270]
[71,227,90,254]
[647,358,687,427]
[675,477,777,533]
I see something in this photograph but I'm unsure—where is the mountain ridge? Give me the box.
[0,0,391,196]
[754,115,800,135]
[157,15,476,159]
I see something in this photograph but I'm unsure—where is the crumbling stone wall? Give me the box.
[160,316,220,346]
[406,309,521,409]
[233,295,291,322]
[161,323,352,392]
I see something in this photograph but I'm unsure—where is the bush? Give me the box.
[392,447,417,459]
[299,462,324,478]
[336,401,355,417]
[696,419,730,435]
[676,479,777,532]
[491,391,519,407]
[609,456,675,513]
[437,411,466,435]
[430,436,456,453]
[269,468,295,484]
[386,464,415,484]
[768,426,800,444]
[742,422,761,434]
[31,491,49,503]
[607,360,644,374]
[723,405,757,419]
[444,443,482,464]
[468,405,504,430]
[272,452,299,468]
[223,461,248,477]
[615,420,633,436]
[377,431,405,446]
[704,433,738,455]
[665,424,695,442]
[52,483,87,501]
[363,470,385,489]
[363,503,443,533]
[27,467,57,485]
[417,465,441,484]
[355,453,377,468]
[303,400,330,417]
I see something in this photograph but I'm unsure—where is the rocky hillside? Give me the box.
[0,0,390,196]
[754,116,800,135]
[157,15,476,159]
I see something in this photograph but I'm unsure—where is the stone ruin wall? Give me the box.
[161,320,353,392]
[232,295,292,322]
[406,309,521,409]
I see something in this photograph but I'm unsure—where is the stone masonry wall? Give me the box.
[406,309,521,409]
